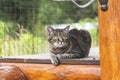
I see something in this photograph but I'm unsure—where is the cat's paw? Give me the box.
[50,56,60,66]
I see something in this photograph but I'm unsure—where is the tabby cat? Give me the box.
[47,25,91,66]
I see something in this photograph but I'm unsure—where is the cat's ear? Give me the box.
[64,25,70,32]
[47,26,54,36]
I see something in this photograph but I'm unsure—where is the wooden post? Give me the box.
[99,0,120,80]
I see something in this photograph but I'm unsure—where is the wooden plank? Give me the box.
[0,57,100,65]
[0,63,101,80]
[98,0,120,80]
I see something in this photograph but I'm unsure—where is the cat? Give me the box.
[47,25,91,66]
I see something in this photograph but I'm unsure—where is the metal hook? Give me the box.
[99,0,108,11]
[71,0,95,8]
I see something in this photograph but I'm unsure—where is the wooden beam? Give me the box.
[0,63,100,80]
[98,0,120,80]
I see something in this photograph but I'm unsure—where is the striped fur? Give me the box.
[47,26,91,66]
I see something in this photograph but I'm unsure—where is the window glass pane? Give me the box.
[0,0,99,59]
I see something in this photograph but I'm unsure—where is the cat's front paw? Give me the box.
[50,56,60,66]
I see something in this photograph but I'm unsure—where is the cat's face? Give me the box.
[47,26,70,48]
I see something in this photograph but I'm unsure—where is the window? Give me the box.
[0,0,99,65]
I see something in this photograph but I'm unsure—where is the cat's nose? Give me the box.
[58,37,62,42]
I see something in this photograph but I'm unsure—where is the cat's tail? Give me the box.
[69,29,92,57]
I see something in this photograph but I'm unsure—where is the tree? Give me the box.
[0,0,98,35]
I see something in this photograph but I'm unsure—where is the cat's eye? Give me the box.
[53,37,58,40]
[51,38,57,41]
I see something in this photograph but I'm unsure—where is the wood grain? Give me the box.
[98,0,120,80]
[0,66,27,80]
[0,63,100,80]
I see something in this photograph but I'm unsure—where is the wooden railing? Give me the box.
[0,56,100,80]
[0,63,100,80]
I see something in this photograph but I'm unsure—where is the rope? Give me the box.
[71,0,95,8]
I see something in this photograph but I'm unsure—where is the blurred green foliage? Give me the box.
[0,21,5,38]
[79,17,98,46]
[0,0,98,56]
[0,22,49,56]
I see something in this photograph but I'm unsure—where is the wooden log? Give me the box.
[0,63,100,80]
[98,0,120,80]
[0,66,27,80]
